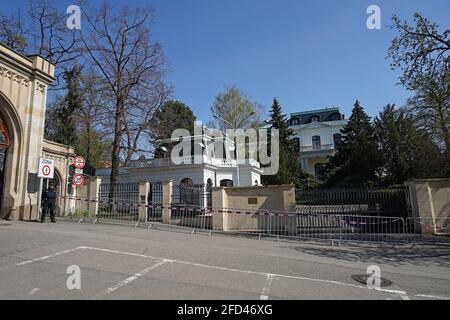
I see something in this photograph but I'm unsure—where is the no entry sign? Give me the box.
[38,158,55,179]
[73,156,86,169]
[73,174,84,187]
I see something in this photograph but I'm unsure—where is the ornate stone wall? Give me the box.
[0,43,74,220]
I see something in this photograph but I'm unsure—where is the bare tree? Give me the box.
[0,10,27,51]
[388,13,449,155]
[76,67,114,166]
[388,13,449,90]
[121,80,172,165]
[81,3,169,198]
[0,0,82,88]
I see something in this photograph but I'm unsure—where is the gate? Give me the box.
[172,183,209,207]
[147,182,163,222]
[98,181,140,222]
[295,187,411,218]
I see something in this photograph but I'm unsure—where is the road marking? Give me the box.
[400,295,410,300]
[29,288,40,296]
[16,247,85,266]
[374,287,407,295]
[415,294,450,300]
[80,246,404,297]
[11,245,410,298]
[90,260,169,299]
[260,274,274,300]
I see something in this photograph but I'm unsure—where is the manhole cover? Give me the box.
[351,274,392,287]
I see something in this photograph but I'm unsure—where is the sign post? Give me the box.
[37,157,55,221]
[72,156,86,187]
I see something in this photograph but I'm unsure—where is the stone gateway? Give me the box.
[0,44,75,220]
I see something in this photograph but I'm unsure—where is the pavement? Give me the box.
[0,219,450,300]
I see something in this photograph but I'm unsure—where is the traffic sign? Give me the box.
[74,168,83,174]
[73,174,84,186]
[74,156,86,169]
[38,158,55,179]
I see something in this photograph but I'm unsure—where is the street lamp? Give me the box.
[213,112,255,187]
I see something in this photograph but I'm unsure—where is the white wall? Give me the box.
[96,164,261,187]
[293,121,345,149]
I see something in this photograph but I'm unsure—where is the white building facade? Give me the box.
[96,127,262,187]
[289,107,346,180]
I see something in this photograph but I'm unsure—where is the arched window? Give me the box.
[312,136,321,149]
[220,179,233,187]
[180,178,194,185]
[0,117,10,148]
[333,133,342,147]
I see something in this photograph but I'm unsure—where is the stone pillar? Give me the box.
[88,177,102,220]
[211,187,226,231]
[162,180,173,223]
[139,181,150,223]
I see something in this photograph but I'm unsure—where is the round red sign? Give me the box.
[74,156,86,169]
[73,174,84,186]
[41,164,51,177]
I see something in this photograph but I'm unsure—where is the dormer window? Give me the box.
[291,118,299,126]
[310,115,320,123]
[329,113,341,121]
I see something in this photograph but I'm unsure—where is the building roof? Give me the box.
[290,107,344,125]
[290,107,340,117]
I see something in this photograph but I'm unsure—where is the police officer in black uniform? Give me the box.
[41,183,57,223]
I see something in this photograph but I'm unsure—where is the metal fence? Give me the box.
[172,184,211,208]
[216,209,406,244]
[63,195,450,245]
[147,182,163,222]
[98,182,140,222]
[164,204,212,231]
[295,188,411,218]
[405,217,450,244]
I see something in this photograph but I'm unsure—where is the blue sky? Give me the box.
[2,0,449,121]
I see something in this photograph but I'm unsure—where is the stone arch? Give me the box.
[180,177,194,185]
[0,91,24,218]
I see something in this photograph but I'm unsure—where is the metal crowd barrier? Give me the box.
[405,217,450,244]
[218,209,406,244]
[58,196,450,245]
[158,204,212,232]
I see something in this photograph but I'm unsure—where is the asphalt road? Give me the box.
[0,220,449,300]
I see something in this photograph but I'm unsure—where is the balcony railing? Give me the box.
[300,144,334,153]
[128,155,260,168]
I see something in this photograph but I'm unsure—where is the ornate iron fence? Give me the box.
[147,182,163,222]
[98,182,140,221]
[295,187,411,218]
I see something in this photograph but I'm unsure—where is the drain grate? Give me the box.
[351,274,392,287]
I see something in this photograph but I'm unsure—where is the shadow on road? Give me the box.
[287,245,450,268]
